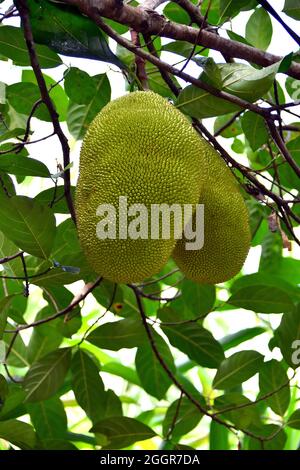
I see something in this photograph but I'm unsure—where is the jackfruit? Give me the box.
[76,91,207,284]
[172,140,251,284]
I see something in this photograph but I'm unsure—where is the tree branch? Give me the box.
[4,277,103,333]
[15,0,77,225]
[85,14,272,117]
[62,0,300,79]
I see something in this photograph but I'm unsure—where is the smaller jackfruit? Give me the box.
[173,140,251,284]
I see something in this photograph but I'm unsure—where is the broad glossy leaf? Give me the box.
[7,82,51,122]
[0,384,26,421]
[176,61,280,118]
[241,111,268,151]
[246,8,273,50]
[209,420,229,450]
[286,77,300,101]
[67,73,111,140]
[162,396,204,441]
[27,397,67,439]
[278,137,300,191]
[71,349,105,423]
[26,0,124,68]
[91,417,155,449]
[163,3,190,25]
[0,26,62,68]
[35,185,76,214]
[23,348,71,402]
[22,70,68,121]
[0,419,36,449]
[219,0,256,22]
[170,280,216,319]
[214,393,260,428]
[87,317,146,351]
[64,67,97,105]
[248,424,287,450]
[0,196,56,259]
[27,307,63,364]
[283,0,300,20]
[228,285,294,313]
[220,327,266,351]
[3,333,29,368]
[135,330,176,399]
[0,154,50,178]
[162,323,224,368]
[287,409,300,429]
[213,351,264,389]
[275,305,300,368]
[259,360,290,416]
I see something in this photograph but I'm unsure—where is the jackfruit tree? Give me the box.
[0,0,300,455]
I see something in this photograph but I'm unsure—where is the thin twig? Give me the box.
[15,0,76,225]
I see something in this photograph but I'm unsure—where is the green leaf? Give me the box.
[67,74,111,139]
[0,384,26,421]
[23,348,71,402]
[170,280,216,320]
[0,419,36,449]
[162,396,204,441]
[176,61,280,118]
[285,77,300,101]
[71,349,106,423]
[0,154,50,178]
[27,397,68,439]
[26,0,124,69]
[275,304,300,369]
[283,0,300,20]
[35,185,76,214]
[219,0,255,22]
[135,330,176,399]
[213,351,264,389]
[246,7,273,50]
[287,409,300,429]
[248,424,287,450]
[27,308,63,364]
[91,417,156,449]
[161,323,224,368]
[0,295,15,339]
[226,30,252,46]
[214,113,242,138]
[220,327,266,351]
[163,3,191,25]
[3,333,29,368]
[259,360,290,416]
[230,273,300,300]
[241,111,268,151]
[22,70,68,122]
[278,137,300,191]
[0,196,56,259]
[64,67,97,105]
[209,420,229,450]
[0,128,26,142]
[6,82,52,122]
[0,26,62,68]
[214,393,260,428]
[0,374,8,405]
[228,285,295,313]
[162,41,209,59]
[87,317,147,351]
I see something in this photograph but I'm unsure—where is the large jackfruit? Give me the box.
[76,91,207,283]
[172,139,251,284]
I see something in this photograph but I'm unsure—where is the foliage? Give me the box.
[0,0,299,451]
